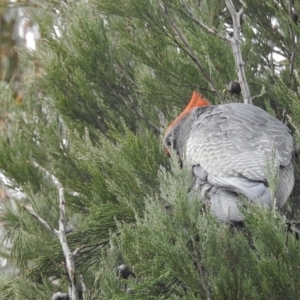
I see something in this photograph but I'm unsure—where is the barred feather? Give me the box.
[164,92,294,222]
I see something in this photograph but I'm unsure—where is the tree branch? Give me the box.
[191,236,211,300]
[56,187,80,300]
[158,2,224,104]
[80,274,87,294]
[32,161,62,189]
[251,85,265,102]
[286,114,300,137]
[155,106,167,134]
[225,0,252,104]
[288,0,297,81]
[24,206,57,235]
[25,187,82,300]
[131,107,161,134]
[179,0,228,42]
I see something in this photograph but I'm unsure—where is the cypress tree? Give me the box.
[0,0,299,299]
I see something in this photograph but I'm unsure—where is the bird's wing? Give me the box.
[186,103,294,182]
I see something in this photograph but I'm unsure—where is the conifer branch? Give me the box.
[225,0,252,104]
[179,0,228,42]
[288,0,297,80]
[251,85,265,102]
[191,236,211,300]
[61,261,73,292]
[286,114,300,137]
[32,161,62,189]
[130,106,161,134]
[155,106,167,133]
[57,187,81,300]
[25,188,82,300]
[110,89,161,133]
[23,206,57,234]
[158,2,224,104]
[0,0,59,9]
[80,274,87,295]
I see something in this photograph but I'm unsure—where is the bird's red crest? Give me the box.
[181,91,210,114]
[165,91,210,134]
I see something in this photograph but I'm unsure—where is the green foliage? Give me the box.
[0,0,299,299]
[93,166,300,300]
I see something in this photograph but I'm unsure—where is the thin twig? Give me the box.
[288,0,297,81]
[133,108,161,134]
[32,161,62,189]
[111,90,161,134]
[225,0,252,104]
[73,245,85,257]
[251,85,265,101]
[57,188,80,300]
[1,0,59,9]
[191,236,211,300]
[62,261,72,291]
[286,114,300,137]
[158,2,224,104]
[179,0,228,42]
[179,0,251,104]
[155,106,167,133]
[24,206,57,235]
[80,274,87,294]
[25,188,81,300]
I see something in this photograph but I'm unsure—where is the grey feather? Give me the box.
[211,189,244,222]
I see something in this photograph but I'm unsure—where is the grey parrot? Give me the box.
[164,91,294,222]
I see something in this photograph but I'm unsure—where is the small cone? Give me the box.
[51,292,69,300]
[228,80,241,96]
[117,264,136,279]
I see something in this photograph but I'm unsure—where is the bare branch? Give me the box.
[288,0,297,81]
[32,161,62,189]
[56,188,80,300]
[158,2,224,104]
[80,274,87,294]
[286,114,300,137]
[225,0,252,104]
[24,206,57,236]
[155,106,167,134]
[61,261,72,291]
[26,187,81,300]
[176,0,251,104]
[73,245,85,257]
[58,188,67,234]
[0,0,60,9]
[251,85,265,102]
[179,0,228,42]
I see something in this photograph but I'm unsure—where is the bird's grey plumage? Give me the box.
[164,103,294,222]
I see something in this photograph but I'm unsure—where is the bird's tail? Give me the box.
[210,188,244,222]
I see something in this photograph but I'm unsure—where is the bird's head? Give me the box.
[164,91,210,154]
